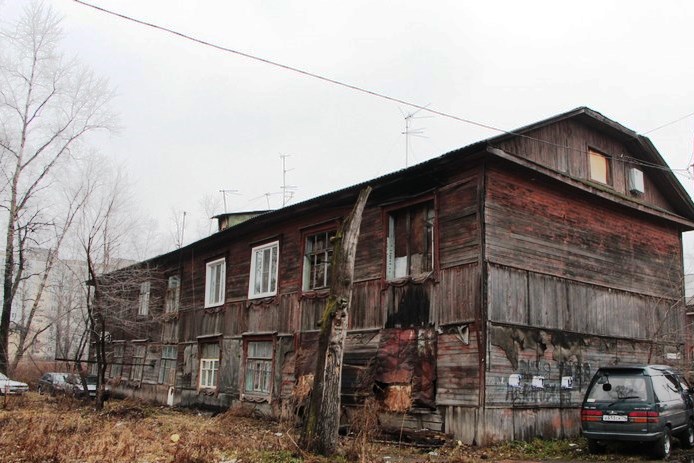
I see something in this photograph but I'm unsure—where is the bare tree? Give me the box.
[0,1,115,374]
[301,187,371,456]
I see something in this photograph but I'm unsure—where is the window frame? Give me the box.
[130,343,147,382]
[198,342,220,390]
[110,343,124,378]
[384,197,437,281]
[204,258,226,308]
[588,148,611,185]
[158,345,177,385]
[248,241,280,299]
[138,281,150,316]
[242,337,275,400]
[302,228,337,291]
[165,275,181,313]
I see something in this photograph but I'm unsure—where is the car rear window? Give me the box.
[586,373,649,402]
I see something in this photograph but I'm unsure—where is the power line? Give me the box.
[644,111,694,134]
[72,0,694,179]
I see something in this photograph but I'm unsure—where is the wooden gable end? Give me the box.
[493,118,681,216]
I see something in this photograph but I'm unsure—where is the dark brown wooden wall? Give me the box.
[485,165,682,299]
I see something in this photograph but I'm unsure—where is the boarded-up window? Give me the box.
[244,340,273,396]
[130,344,146,381]
[589,149,610,184]
[165,276,180,313]
[110,343,124,378]
[138,282,150,316]
[387,201,435,280]
[199,343,220,389]
[303,230,336,290]
[158,345,177,385]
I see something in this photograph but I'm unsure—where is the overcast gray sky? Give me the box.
[3,0,694,264]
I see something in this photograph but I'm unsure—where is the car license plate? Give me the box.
[603,415,628,422]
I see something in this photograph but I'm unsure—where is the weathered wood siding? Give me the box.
[485,165,682,299]
[494,119,675,213]
[436,324,480,406]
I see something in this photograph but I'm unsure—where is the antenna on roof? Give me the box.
[218,189,240,213]
[280,154,298,207]
[401,105,431,167]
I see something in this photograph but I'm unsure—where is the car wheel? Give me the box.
[653,428,672,459]
[681,422,694,449]
[38,385,44,395]
[587,438,605,454]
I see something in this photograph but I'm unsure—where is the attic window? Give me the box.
[588,149,611,185]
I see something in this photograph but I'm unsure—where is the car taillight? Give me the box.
[628,411,659,423]
[581,409,603,422]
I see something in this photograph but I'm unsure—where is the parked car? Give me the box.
[581,365,694,458]
[67,374,98,399]
[37,372,71,395]
[0,372,29,395]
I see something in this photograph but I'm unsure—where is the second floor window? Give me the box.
[303,230,336,290]
[165,275,180,313]
[248,241,279,299]
[205,258,226,308]
[138,282,150,316]
[386,201,435,280]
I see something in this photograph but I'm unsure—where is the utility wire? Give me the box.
[644,111,694,134]
[72,0,693,178]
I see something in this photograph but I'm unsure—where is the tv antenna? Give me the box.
[280,154,298,207]
[218,189,240,213]
[401,106,431,167]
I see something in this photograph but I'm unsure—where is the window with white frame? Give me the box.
[130,344,146,381]
[244,340,273,396]
[158,345,177,385]
[165,275,180,313]
[386,201,435,280]
[303,230,336,290]
[199,343,220,389]
[110,344,124,378]
[248,241,279,299]
[138,281,150,316]
[205,258,226,308]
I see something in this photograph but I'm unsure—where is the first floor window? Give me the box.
[386,200,435,279]
[110,344,124,378]
[244,340,273,396]
[199,343,220,389]
[205,258,226,307]
[248,241,279,299]
[159,345,177,385]
[131,344,146,381]
[303,230,336,290]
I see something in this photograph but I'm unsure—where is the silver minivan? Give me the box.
[581,365,694,458]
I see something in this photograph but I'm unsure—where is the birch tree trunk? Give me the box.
[301,186,371,455]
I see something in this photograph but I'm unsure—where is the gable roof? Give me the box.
[141,107,694,266]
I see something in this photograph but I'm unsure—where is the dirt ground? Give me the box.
[1,392,689,463]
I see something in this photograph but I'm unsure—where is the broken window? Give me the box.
[588,148,610,185]
[303,230,336,290]
[158,345,177,385]
[199,343,220,389]
[248,241,279,299]
[131,344,146,382]
[205,258,225,308]
[244,340,273,397]
[138,281,150,316]
[110,343,124,378]
[165,275,180,313]
[386,200,435,280]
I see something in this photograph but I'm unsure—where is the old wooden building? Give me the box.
[99,107,694,444]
